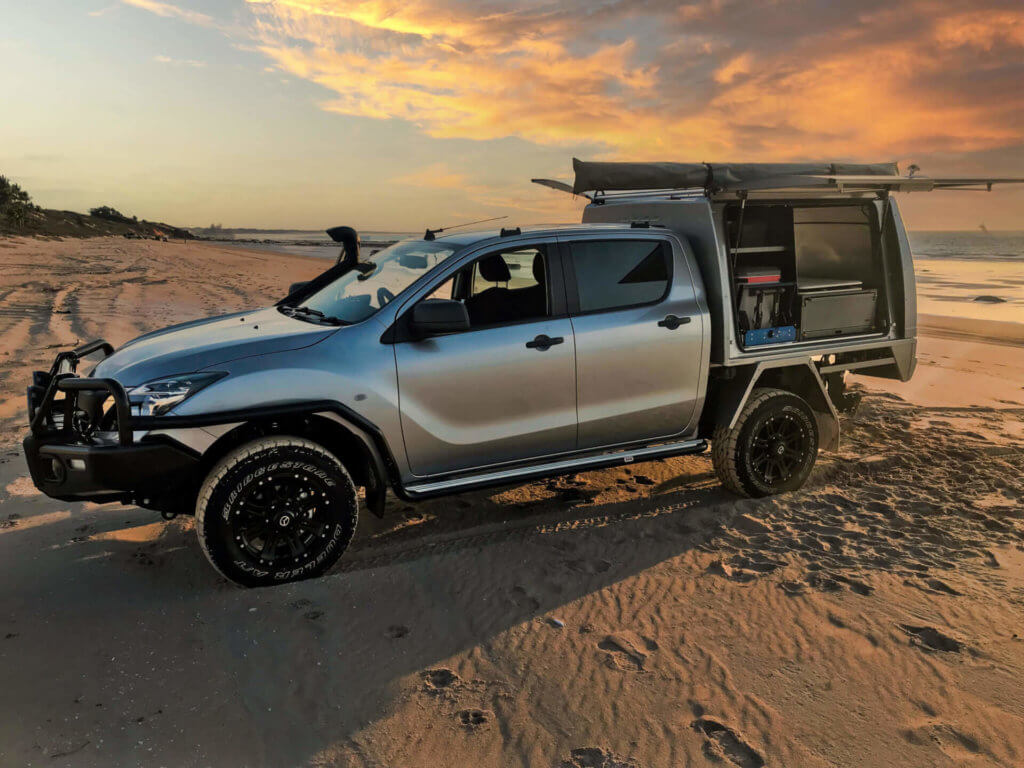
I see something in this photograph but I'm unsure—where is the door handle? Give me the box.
[658,314,691,330]
[526,334,564,350]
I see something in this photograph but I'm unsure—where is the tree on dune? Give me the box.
[88,205,134,224]
[0,175,39,229]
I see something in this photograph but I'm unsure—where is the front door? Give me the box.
[563,235,705,450]
[394,243,577,477]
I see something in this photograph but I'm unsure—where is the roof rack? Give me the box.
[593,188,706,201]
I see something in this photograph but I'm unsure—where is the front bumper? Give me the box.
[23,433,199,502]
[23,340,200,503]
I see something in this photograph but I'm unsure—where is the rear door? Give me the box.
[561,233,705,450]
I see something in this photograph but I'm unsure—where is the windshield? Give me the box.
[294,239,458,324]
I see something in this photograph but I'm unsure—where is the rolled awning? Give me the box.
[572,158,900,193]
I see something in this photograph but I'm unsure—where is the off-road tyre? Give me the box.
[196,436,358,587]
[711,387,819,498]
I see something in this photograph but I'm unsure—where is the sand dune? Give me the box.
[0,237,1022,767]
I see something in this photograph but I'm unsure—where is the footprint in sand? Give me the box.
[691,717,765,768]
[806,571,874,595]
[423,668,458,695]
[559,747,639,768]
[915,577,963,596]
[457,709,490,730]
[509,585,540,611]
[597,635,655,672]
[898,624,965,653]
[386,624,409,639]
[903,722,991,761]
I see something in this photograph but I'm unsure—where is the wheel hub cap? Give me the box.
[230,471,334,567]
[750,412,809,487]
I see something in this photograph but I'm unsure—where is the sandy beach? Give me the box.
[1,236,1022,767]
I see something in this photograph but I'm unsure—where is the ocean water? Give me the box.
[909,232,1024,324]
[208,229,414,260]
[909,231,1024,262]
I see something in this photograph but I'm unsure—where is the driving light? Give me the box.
[128,372,227,416]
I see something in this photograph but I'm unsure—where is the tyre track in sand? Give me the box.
[0,236,324,444]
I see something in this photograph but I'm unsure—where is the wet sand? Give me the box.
[1,236,1022,767]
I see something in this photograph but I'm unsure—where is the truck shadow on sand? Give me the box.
[1,393,1022,765]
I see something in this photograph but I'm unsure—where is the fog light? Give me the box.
[44,457,67,484]
[68,459,86,471]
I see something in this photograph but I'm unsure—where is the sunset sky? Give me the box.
[2,0,1022,230]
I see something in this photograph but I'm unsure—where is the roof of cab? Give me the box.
[429,222,650,248]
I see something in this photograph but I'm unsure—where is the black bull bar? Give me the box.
[24,340,200,503]
[27,339,134,445]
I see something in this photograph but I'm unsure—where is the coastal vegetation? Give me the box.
[0,174,189,239]
[0,175,39,229]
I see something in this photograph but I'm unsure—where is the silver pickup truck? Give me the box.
[29,159,996,587]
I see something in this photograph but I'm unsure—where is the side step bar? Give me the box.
[403,438,708,499]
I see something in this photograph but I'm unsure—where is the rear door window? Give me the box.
[569,240,671,313]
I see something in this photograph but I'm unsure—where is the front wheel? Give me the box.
[712,388,819,498]
[195,436,358,587]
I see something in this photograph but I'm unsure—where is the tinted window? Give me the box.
[570,240,670,313]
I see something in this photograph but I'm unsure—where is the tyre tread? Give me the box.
[195,435,357,586]
[711,387,806,498]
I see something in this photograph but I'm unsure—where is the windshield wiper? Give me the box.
[280,305,346,326]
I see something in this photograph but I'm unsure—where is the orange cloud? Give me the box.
[714,53,752,84]
[242,0,1023,164]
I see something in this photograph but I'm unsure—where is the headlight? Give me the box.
[127,372,227,416]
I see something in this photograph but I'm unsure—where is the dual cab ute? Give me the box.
[25,160,1013,586]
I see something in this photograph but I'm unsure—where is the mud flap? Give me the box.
[364,471,387,517]
[716,359,841,452]
[814,410,840,453]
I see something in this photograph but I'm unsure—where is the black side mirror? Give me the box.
[409,299,469,338]
[288,281,310,295]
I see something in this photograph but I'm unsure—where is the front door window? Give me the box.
[464,246,550,327]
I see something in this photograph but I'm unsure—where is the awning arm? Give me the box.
[531,178,594,201]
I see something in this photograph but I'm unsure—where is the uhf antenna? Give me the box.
[424,215,507,241]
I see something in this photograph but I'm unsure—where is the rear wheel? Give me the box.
[195,436,358,587]
[712,388,819,498]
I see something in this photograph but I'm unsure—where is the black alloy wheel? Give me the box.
[196,436,358,587]
[712,388,820,498]
[231,471,336,568]
[747,410,811,488]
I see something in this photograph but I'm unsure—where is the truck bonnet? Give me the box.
[91,307,338,387]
